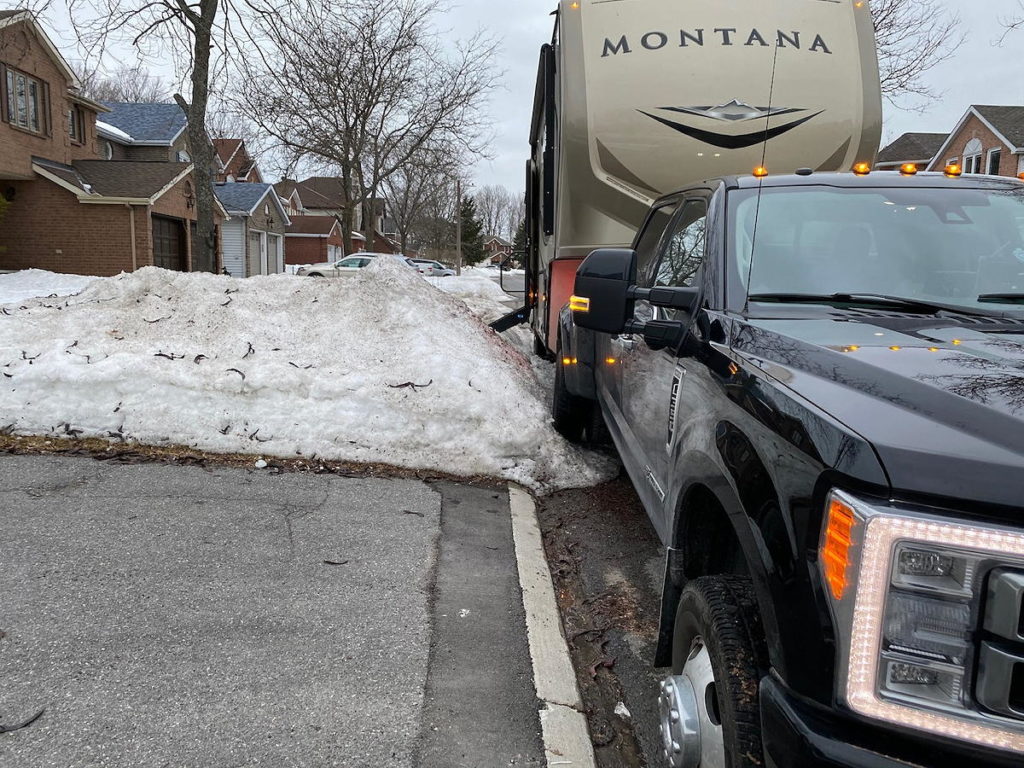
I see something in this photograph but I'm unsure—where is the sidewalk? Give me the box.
[0,455,552,767]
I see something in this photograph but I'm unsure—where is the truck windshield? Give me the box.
[730,185,1024,313]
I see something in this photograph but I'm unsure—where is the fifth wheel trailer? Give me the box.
[525,0,882,356]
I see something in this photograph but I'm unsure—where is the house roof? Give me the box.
[213,138,242,165]
[101,102,187,145]
[214,182,290,224]
[287,215,340,236]
[876,133,947,166]
[294,177,347,208]
[974,106,1024,150]
[73,160,192,198]
[484,234,512,246]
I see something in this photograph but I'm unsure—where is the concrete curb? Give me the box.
[508,485,597,768]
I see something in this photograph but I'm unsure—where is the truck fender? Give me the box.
[557,304,597,400]
[654,449,783,678]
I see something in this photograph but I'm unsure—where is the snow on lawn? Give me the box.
[0,269,98,304]
[0,261,613,490]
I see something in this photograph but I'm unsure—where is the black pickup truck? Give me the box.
[555,171,1024,768]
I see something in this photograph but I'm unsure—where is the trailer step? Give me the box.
[490,306,529,333]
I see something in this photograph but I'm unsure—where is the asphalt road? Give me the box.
[490,272,526,297]
[0,455,543,767]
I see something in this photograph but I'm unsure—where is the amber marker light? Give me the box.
[568,295,590,312]
[899,163,918,176]
[889,346,902,351]
[1019,172,1024,181]
[822,496,857,600]
[752,166,769,178]
[852,162,871,176]
[569,1,580,8]
[605,357,618,365]
[944,164,963,178]
[952,339,962,345]
[561,357,573,366]
[929,347,940,352]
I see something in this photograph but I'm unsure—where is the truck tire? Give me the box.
[552,346,588,443]
[660,576,767,768]
[585,403,611,445]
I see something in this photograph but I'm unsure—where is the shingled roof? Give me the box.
[974,106,1024,150]
[287,215,340,236]
[101,102,187,144]
[74,161,191,198]
[877,133,947,167]
[214,182,290,225]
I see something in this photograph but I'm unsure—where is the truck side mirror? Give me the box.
[570,248,637,334]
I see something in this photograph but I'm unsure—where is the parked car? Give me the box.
[411,259,455,277]
[296,253,416,277]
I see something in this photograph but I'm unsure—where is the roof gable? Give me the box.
[973,106,1024,151]
[214,181,290,223]
[0,10,80,87]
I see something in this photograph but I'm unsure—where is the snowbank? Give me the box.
[0,269,98,304]
[427,274,513,301]
[0,262,612,490]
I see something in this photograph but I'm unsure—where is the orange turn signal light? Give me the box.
[1018,172,1024,182]
[822,497,857,600]
[569,295,590,313]
[945,164,963,178]
[605,357,618,365]
[899,163,919,176]
[752,166,769,178]
[852,162,871,176]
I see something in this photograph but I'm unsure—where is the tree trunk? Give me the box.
[176,0,219,273]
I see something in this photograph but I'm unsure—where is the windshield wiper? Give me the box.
[747,292,1001,317]
[978,293,1024,304]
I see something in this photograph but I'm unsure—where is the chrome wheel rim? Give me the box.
[659,638,726,768]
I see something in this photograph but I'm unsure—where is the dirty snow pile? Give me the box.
[425,274,516,323]
[0,261,612,490]
[0,269,98,304]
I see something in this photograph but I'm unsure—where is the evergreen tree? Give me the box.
[511,217,526,267]
[459,196,486,265]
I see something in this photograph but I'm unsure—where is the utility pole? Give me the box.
[455,178,462,276]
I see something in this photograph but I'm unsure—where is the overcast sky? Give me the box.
[22,0,1024,194]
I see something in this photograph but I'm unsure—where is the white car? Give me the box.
[411,259,455,277]
[297,252,416,277]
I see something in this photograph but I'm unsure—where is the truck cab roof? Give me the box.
[663,170,1024,196]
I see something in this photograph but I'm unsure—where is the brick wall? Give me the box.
[284,236,328,265]
[0,178,147,275]
[0,20,80,178]
[931,114,1021,178]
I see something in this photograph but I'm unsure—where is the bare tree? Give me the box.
[999,2,1024,41]
[383,142,461,255]
[871,0,965,104]
[232,0,497,254]
[66,0,250,272]
[76,64,169,103]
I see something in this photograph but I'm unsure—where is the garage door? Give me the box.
[152,216,186,271]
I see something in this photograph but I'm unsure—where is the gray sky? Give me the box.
[20,0,1024,194]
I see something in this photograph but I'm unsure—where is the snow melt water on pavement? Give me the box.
[0,261,613,491]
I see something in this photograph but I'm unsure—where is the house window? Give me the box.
[68,104,85,143]
[5,67,45,133]
[176,150,190,162]
[102,140,113,160]
[988,149,1002,175]
[963,138,983,174]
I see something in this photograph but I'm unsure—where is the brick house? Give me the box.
[483,234,512,264]
[926,106,1024,178]
[274,177,399,253]
[0,10,223,275]
[214,182,290,277]
[876,132,947,172]
[213,138,262,183]
[284,215,344,265]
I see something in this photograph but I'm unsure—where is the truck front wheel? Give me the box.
[659,576,767,768]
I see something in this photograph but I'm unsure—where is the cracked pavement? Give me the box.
[0,454,543,767]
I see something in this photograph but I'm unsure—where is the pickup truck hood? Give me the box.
[735,317,1024,510]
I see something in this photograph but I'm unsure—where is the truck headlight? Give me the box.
[820,490,1024,753]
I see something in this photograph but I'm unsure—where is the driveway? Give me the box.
[0,455,545,767]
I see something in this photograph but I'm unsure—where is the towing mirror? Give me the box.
[570,248,637,334]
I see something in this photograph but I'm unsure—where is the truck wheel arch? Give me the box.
[656,459,783,676]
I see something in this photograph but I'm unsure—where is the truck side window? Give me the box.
[635,203,678,287]
[656,199,707,290]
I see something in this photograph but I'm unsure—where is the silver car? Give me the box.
[297,252,416,277]
[411,259,456,277]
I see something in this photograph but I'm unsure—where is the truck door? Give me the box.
[617,196,709,512]
[600,200,678,435]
